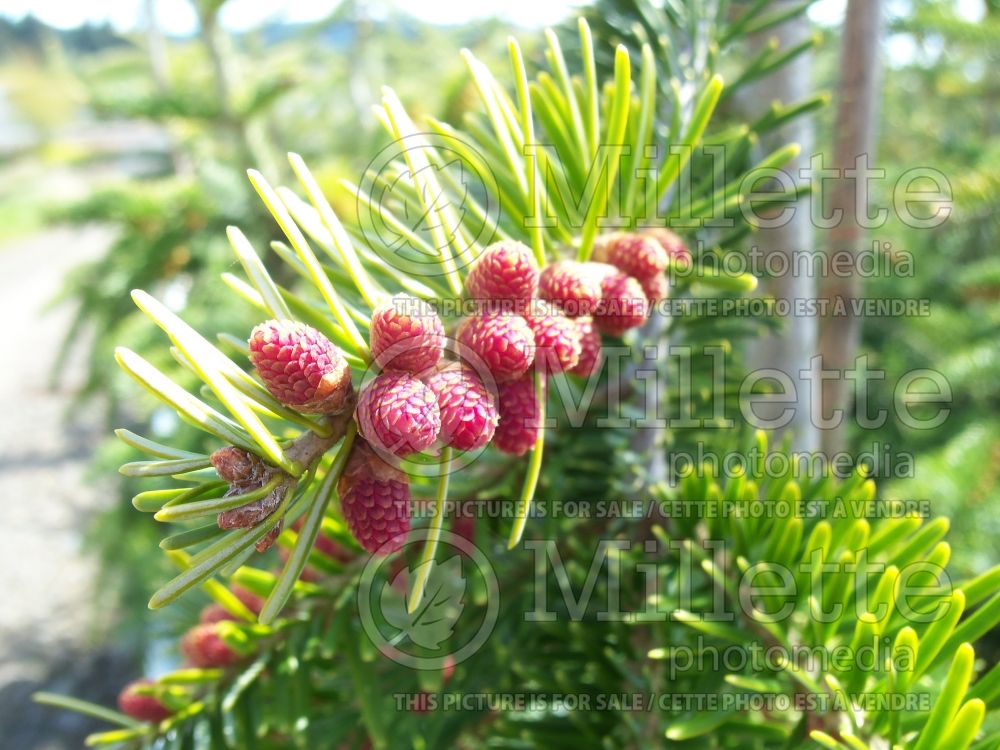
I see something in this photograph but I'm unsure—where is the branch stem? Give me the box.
[407,448,453,613]
[508,373,546,549]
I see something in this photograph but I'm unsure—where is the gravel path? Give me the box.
[0,226,133,749]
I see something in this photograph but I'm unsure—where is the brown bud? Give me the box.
[217,484,285,530]
[211,446,267,486]
[254,518,283,553]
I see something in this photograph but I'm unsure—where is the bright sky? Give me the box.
[0,0,984,35]
[0,0,862,34]
[0,0,574,33]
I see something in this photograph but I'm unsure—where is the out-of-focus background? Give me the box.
[0,0,996,746]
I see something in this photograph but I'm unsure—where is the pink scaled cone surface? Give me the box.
[181,623,243,669]
[463,240,539,312]
[640,227,692,267]
[595,233,668,280]
[338,440,412,554]
[249,319,352,414]
[355,372,441,456]
[369,293,445,373]
[494,375,543,456]
[569,316,603,378]
[595,271,649,336]
[641,272,669,305]
[424,364,499,451]
[537,260,603,317]
[118,680,173,723]
[527,310,582,374]
[457,312,535,382]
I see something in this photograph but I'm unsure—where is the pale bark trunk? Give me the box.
[197,8,280,178]
[743,3,820,454]
[142,0,169,93]
[199,12,234,117]
[142,0,192,175]
[347,0,378,132]
[819,0,883,455]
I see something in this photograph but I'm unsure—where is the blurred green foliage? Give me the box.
[857,0,1000,578]
[576,0,1000,579]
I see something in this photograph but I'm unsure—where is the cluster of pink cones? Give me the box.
[220,231,687,556]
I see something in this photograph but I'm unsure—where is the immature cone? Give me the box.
[640,227,692,267]
[451,503,478,551]
[569,317,602,378]
[494,375,542,456]
[370,294,445,373]
[595,271,649,335]
[199,585,265,624]
[181,623,242,668]
[200,604,234,624]
[338,440,412,554]
[290,516,355,563]
[595,233,668,280]
[248,319,352,414]
[424,364,499,451]
[278,517,357,581]
[411,692,434,714]
[537,260,602,317]
[527,310,583,374]
[355,372,441,456]
[457,313,535,382]
[118,679,173,723]
[464,241,539,312]
[641,272,669,306]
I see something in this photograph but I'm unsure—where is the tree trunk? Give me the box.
[142,0,170,93]
[143,0,192,175]
[347,0,378,132]
[197,8,280,178]
[198,11,234,117]
[743,2,820,455]
[819,0,883,455]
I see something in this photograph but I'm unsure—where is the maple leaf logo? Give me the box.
[380,555,466,650]
[380,159,468,257]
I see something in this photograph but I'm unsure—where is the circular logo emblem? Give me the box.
[356,133,500,278]
[357,529,499,669]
